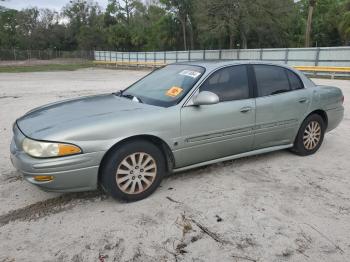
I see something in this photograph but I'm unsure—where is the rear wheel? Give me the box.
[100,140,165,201]
[292,114,325,156]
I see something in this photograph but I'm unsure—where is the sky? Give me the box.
[1,0,110,11]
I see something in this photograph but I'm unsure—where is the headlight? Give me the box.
[22,138,81,158]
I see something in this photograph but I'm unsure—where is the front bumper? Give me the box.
[10,138,105,192]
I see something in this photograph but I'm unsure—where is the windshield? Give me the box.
[122,64,205,107]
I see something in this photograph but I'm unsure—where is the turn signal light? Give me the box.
[58,144,81,156]
[34,175,54,182]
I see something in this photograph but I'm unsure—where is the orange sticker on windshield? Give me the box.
[166,86,183,97]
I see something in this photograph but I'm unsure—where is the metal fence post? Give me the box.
[122,52,124,62]
[176,50,178,62]
[188,49,191,61]
[284,48,289,64]
[164,51,166,64]
[219,49,222,60]
[315,47,321,66]
[260,49,263,60]
[237,49,240,60]
[203,49,206,60]
[129,51,131,63]
[109,51,112,62]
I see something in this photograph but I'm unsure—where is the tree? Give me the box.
[0,8,19,48]
[305,0,317,47]
[297,0,343,47]
[195,0,294,49]
[0,0,348,51]
[63,0,105,50]
[194,0,239,49]
[15,8,40,49]
[105,0,145,50]
[144,5,179,50]
[107,0,142,24]
[339,0,350,45]
[160,0,193,50]
[247,0,295,48]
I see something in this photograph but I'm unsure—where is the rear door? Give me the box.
[252,65,310,149]
[175,65,256,167]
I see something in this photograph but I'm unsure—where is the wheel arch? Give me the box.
[307,109,328,129]
[98,135,175,182]
[293,109,328,144]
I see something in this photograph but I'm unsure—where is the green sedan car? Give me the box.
[10,61,344,201]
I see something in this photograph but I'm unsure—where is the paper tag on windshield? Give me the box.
[179,70,201,79]
[166,86,183,97]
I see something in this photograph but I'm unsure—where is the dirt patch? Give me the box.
[0,191,105,226]
[0,96,20,99]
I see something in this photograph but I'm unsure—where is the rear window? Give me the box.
[254,65,290,97]
[286,70,304,90]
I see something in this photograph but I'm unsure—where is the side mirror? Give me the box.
[192,91,219,106]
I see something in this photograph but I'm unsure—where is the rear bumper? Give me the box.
[326,106,344,132]
[10,139,105,192]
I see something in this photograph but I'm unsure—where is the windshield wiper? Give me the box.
[114,90,143,103]
[114,90,124,96]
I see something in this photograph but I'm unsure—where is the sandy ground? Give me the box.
[0,68,349,262]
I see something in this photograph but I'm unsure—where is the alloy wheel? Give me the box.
[116,152,157,194]
[303,121,321,150]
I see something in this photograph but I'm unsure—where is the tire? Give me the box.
[100,140,165,201]
[292,114,325,156]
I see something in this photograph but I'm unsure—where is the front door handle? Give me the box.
[298,98,308,103]
[240,107,252,113]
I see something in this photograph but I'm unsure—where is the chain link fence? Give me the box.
[0,49,94,61]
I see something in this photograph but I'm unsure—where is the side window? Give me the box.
[254,65,290,97]
[200,65,249,102]
[286,70,304,90]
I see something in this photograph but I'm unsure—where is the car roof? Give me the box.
[174,60,293,71]
[173,59,316,88]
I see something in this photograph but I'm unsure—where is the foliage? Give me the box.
[0,0,349,51]
[339,0,350,44]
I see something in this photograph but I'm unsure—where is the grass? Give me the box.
[0,62,94,73]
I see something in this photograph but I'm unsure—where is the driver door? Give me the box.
[174,65,256,168]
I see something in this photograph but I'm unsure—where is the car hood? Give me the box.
[17,94,157,139]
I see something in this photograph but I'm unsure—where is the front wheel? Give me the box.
[100,140,165,201]
[292,114,325,156]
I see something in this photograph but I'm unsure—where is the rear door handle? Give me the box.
[240,107,252,113]
[298,98,308,103]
